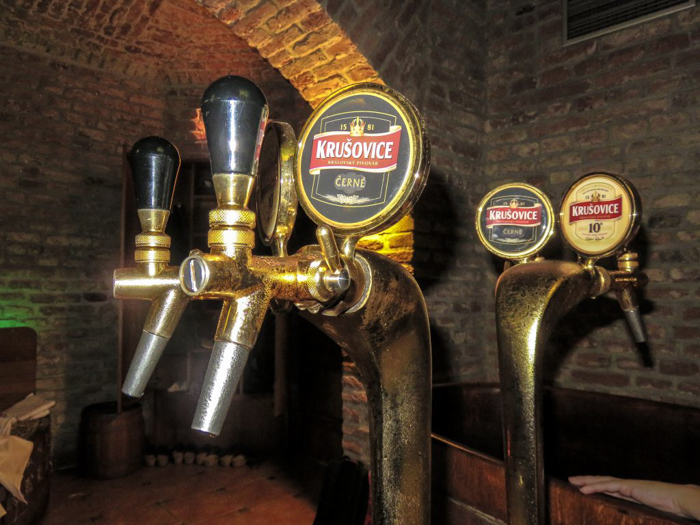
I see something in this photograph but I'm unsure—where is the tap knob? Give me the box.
[317,225,350,295]
[128,137,181,268]
[129,137,180,214]
[202,75,269,179]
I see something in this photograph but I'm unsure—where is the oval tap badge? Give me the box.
[559,172,641,260]
[295,83,429,237]
[476,183,555,260]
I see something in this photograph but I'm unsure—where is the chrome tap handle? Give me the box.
[316,225,351,296]
[317,225,343,273]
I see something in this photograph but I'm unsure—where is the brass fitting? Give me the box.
[609,251,648,343]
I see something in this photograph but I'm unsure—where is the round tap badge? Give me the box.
[295,83,429,236]
[559,172,641,259]
[476,183,554,260]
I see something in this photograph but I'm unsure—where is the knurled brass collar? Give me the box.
[208,228,256,248]
[618,251,639,272]
[209,208,256,229]
[135,248,170,263]
[135,232,171,248]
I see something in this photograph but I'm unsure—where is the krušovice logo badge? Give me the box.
[308,112,403,206]
[486,195,543,245]
[567,183,624,242]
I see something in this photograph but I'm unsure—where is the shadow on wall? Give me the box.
[410,167,461,381]
[412,167,459,289]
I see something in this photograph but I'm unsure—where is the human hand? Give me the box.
[569,476,700,521]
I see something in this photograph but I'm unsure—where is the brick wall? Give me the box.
[484,0,700,406]
[0,46,165,466]
[195,0,381,106]
[0,0,308,466]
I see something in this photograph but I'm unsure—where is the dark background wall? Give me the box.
[318,0,490,461]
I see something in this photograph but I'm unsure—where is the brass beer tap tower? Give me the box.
[475,175,647,525]
[114,76,432,525]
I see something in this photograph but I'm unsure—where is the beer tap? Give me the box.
[475,174,647,525]
[113,137,189,398]
[169,77,431,524]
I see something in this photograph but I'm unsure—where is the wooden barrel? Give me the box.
[79,401,144,479]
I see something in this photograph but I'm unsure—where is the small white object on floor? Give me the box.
[220,453,233,467]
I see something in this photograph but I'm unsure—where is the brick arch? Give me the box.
[194,0,382,106]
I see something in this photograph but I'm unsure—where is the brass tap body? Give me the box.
[114,208,189,397]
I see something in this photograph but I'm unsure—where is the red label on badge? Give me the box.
[309,122,401,174]
[485,203,542,228]
[569,196,623,223]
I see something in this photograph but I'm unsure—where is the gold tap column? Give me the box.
[294,83,431,525]
[495,261,601,525]
[477,175,646,525]
[301,250,431,525]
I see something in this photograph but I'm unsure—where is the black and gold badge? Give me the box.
[296,83,428,237]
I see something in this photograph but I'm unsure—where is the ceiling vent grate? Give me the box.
[565,0,695,43]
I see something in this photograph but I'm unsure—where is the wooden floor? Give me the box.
[39,459,318,525]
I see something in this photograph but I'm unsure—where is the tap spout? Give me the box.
[495,260,605,525]
[192,289,270,436]
[301,251,431,525]
[114,267,189,397]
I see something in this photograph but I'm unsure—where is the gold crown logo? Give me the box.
[591,191,601,202]
[350,117,365,136]
[509,199,519,208]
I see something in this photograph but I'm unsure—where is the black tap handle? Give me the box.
[201,76,269,177]
[128,136,180,211]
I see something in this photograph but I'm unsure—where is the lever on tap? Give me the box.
[316,225,351,296]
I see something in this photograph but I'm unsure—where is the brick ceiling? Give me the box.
[2,0,380,106]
